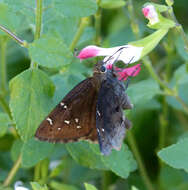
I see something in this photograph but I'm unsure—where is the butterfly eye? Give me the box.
[100,66,107,73]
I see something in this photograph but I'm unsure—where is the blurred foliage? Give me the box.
[1,0,188,190]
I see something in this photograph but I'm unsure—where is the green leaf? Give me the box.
[66,141,107,170]
[0,2,30,34]
[28,35,73,68]
[50,181,79,190]
[175,37,188,61]
[10,139,23,161]
[173,64,188,86]
[31,182,49,190]
[51,0,97,18]
[127,79,161,105]
[22,138,54,168]
[43,17,79,47]
[101,144,137,178]
[0,113,10,137]
[159,166,188,190]
[84,183,98,190]
[0,184,13,190]
[100,0,126,9]
[158,138,188,172]
[9,69,55,141]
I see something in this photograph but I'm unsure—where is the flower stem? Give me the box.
[69,17,89,52]
[128,132,155,190]
[127,0,140,39]
[35,0,43,40]
[3,154,22,187]
[0,94,12,119]
[0,37,8,94]
[94,0,102,45]
[0,25,28,47]
[167,6,188,53]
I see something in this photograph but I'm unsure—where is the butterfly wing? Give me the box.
[96,71,132,155]
[35,77,98,143]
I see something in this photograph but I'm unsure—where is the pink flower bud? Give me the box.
[106,64,141,81]
[142,5,159,25]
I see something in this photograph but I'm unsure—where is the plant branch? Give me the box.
[3,154,22,187]
[167,6,188,53]
[94,0,102,45]
[128,132,155,190]
[35,0,43,40]
[0,37,8,94]
[0,25,28,47]
[69,17,89,51]
[0,94,12,119]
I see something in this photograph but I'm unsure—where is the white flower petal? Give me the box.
[14,181,30,190]
[103,45,143,65]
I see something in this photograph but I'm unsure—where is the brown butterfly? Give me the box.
[35,61,133,155]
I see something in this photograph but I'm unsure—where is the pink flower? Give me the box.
[142,5,159,25]
[77,45,143,65]
[107,64,141,81]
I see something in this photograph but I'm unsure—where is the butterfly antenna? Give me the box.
[103,46,128,65]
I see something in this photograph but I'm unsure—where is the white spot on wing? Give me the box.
[102,128,104,132]
[46,117,53,125]
[64,105,67,109]
[58,128,61,130]
[77,126,81,129]
[75,118,79,123]
[60,102,64,106]
[97,110,101,116]
[64,120,70,124]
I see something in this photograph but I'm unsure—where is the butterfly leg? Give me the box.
[122,93,133,110]
[124,117,132,129]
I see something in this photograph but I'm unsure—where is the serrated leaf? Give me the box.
[28,35,73,68]
[51,0,97,18]
[9,69,55,141]
[30,182,48,190]
[127,79,161,105]
[158,138,188,172]
[50,181,79,190]
[84,183,98,190]
[22,138,54,168]
[100,0,126,9]
[66,141,107,170]
[0,113,10,137]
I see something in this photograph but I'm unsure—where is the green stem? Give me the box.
[0,25,28,47]
[69,17,89,51]
[0,37,8,94]
[34,161,41,181]
[174,95,188,115]
[168,7,188,53]
[0,94,12,119]
[3,154,22,187]
[158,98,168,151]
[128,132,155,190]
[94,0,102,45]
[35,0,43,40]
[127,0,139,39]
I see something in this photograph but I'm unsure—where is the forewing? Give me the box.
[96,71,131,155]
[35,77,98,143]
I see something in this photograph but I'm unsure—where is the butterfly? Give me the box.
[35,61,133,155]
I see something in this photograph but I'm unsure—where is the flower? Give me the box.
[142,4,159,25]
[77,45,143,66]
[106,64,141,81]
[14,181,30,190]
